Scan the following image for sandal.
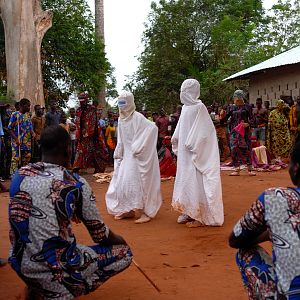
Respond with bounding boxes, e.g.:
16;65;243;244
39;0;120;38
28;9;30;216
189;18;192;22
229;171;240;176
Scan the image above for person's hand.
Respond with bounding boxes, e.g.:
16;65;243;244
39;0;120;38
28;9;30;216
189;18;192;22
104;230;128;246
69;124;76;131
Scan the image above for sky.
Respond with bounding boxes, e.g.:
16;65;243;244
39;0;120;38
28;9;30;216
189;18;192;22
87;0;278;93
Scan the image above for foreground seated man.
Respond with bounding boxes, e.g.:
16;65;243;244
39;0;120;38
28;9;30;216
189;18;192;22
8;125;132;299
229;141;300;300
105;91;162;224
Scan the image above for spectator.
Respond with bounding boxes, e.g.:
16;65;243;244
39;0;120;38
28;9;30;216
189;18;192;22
252;98;268;146
229;141;300;299
8;125;132;299
45;99;61;127
31;104;45;162
8;98;35;174
155;109;169;149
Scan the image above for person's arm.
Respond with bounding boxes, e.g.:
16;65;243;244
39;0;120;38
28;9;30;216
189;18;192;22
76;177;128;246
29;119;35;139
228;193;269;249
7;112;20;146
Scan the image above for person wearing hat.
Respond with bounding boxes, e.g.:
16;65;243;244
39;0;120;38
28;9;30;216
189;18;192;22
73;92;107;173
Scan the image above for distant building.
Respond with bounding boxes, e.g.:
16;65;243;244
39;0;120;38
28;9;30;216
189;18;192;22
224;46;300;107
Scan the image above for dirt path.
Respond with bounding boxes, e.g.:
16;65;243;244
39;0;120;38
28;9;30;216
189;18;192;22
0;170;291;299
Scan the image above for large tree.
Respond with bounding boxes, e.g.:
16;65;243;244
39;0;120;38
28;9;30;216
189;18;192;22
129;0;300;112
0;0;52;106
0;0;115;106
41;0;110;104
95;0;106;109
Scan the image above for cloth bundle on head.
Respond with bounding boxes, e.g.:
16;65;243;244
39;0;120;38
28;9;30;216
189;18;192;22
78;92;89;101
118;91;136;120
180;79;200;106
233;89;245;106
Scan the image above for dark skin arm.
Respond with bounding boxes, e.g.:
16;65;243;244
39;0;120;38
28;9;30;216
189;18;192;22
100;230;128;246
8;129;20;146
229;229;270;249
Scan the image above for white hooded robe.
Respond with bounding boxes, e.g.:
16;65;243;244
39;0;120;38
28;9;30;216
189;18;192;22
172;79;224;225
106;92;162;218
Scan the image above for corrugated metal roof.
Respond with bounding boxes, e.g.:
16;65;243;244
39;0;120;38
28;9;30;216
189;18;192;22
224;45;300;81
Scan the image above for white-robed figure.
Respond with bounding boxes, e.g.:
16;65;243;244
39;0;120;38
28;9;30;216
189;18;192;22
172;79;224;227
106;91;162;224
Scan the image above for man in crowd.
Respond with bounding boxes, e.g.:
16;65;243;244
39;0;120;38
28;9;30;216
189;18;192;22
0;103;12;179
155;109;169;149
67;107;77;166
8;98;35;174
106;91;162;224
31;104;45;162
289;96;300;137
252;98;268;145
45;99;60;126
8;125;132;299
73;92;106;173
229;141;300;299
172;79;223;227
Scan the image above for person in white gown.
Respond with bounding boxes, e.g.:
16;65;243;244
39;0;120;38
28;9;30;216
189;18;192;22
172;79;224;228
106;91;162;224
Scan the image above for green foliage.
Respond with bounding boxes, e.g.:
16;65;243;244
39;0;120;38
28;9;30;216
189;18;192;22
129;0;300;112
41;0;113;104
0;0;116;105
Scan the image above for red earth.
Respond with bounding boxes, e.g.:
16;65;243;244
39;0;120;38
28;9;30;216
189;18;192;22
0;169;291;300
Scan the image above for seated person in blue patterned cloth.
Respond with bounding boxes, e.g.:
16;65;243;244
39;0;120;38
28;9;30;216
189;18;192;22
8;125;132;299
229;141;300;300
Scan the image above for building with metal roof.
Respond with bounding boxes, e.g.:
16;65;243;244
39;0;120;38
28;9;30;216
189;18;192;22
224;46;300;106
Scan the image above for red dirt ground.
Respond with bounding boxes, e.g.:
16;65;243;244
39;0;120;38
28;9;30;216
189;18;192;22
0;169;291;300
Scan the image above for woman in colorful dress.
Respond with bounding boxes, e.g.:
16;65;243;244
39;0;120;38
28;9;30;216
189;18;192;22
227;90;255;176
266;99;292;159
229;141;300;299
8;98;35;174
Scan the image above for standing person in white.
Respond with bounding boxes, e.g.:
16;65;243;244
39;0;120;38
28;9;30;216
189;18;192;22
172;79;224;228
106;91;162;224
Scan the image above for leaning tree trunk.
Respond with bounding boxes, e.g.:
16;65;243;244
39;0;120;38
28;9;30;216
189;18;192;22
0;0;52;107
95;0;106;111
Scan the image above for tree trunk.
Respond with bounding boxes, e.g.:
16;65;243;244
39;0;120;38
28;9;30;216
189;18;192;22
95;0;106;111
0;0;52;107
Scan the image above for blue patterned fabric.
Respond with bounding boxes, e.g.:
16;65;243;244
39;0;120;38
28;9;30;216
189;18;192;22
233;187;300;299
8;162;132;299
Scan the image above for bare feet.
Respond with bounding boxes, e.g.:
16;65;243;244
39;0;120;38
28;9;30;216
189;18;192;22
248;171;256;176
177;214;193;224
114;210;135;220
186;220;204;228
134;214;151;224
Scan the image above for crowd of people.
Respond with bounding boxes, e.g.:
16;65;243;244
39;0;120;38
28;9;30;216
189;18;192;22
1;79;300;299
